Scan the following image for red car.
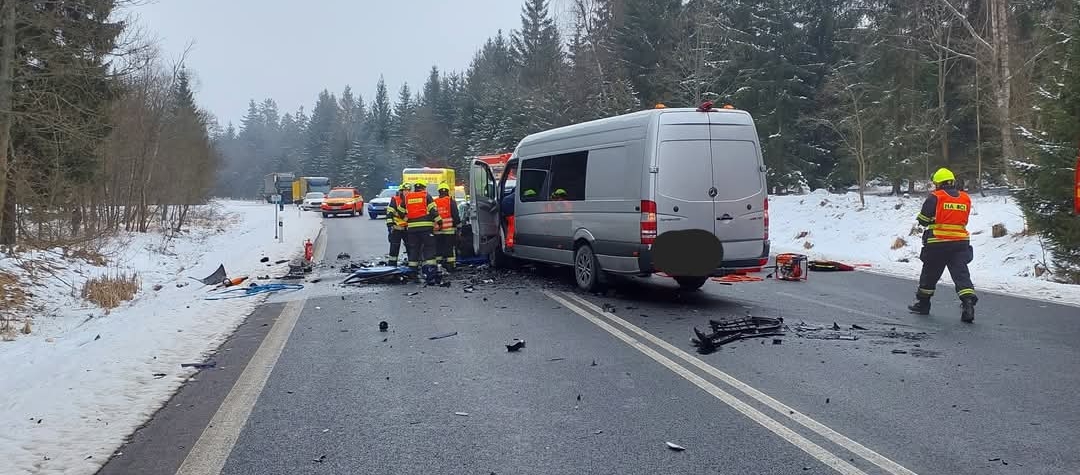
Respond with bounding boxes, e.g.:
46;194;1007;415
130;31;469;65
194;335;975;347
321;187;365;218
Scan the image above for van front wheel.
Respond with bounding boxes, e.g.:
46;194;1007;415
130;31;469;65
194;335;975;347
674;276;708;291
574;244;601;292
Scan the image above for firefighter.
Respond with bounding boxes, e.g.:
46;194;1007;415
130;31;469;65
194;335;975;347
908;168;977;322
385;183;410;266
434;183;461;271
404;182;443;284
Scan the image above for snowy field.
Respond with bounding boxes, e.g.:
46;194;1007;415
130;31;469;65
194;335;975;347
769;190;1080;306
0;201;322;475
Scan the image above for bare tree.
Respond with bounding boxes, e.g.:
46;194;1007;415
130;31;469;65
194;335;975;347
819;61;875;207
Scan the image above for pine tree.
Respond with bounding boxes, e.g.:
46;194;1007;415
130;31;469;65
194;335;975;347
304;90;339;178
370;76;392;148
511;0;567;132
1016;4;1080;283
391;83;416;167
616;0;682;106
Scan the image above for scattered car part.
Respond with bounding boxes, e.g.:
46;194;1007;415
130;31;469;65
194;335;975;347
506;339;525;352
691;315;785;354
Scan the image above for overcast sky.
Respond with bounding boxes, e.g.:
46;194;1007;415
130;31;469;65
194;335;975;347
132;0;533;127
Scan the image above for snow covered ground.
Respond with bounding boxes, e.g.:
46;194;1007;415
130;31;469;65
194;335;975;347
0;200;323;475
769;190;1080;306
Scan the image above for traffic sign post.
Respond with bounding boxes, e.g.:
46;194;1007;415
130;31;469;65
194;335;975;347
271;194;281;239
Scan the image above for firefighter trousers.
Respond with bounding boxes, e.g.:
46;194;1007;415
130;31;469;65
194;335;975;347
387;228;406;265
436;231;456;269
916;241;976;300
406;229;437;269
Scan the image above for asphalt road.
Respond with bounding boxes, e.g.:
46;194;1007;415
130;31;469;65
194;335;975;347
99;213;1080;475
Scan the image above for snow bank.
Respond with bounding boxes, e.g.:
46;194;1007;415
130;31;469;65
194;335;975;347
770;192;1079;306
0;201;322;475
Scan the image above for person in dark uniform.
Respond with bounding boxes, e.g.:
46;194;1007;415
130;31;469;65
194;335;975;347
908;168;977;323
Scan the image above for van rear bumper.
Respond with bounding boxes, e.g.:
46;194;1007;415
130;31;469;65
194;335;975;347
635;240;770;277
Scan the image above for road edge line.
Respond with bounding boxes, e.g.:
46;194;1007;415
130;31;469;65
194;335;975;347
562;292;917;475
544;291;866;475
174;223;324;475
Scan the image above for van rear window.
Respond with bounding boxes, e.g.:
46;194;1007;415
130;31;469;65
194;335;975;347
657;140;713;202
711;140;763;200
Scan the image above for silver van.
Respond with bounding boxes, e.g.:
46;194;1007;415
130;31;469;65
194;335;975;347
469;105;770;291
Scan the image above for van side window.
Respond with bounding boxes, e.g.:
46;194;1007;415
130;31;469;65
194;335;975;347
519;157;550;203
548;151;587;201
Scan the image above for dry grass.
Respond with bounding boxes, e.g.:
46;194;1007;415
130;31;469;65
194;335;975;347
67;247;107;266
803;241;814;250
891;237;908;250
0;271;27;312
82;272;140;313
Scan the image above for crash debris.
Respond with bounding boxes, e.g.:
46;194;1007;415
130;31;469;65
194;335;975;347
691;315;785;354
506;339;525;352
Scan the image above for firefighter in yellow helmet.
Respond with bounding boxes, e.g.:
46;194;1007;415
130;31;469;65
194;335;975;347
909;168;977;322
404;182;443;284
385;182;410;266
434;183;461;271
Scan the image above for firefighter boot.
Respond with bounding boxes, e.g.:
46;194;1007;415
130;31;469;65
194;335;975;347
907;297;931;315
960;295;977;323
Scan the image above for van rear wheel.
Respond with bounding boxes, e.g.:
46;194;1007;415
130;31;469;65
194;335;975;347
674;276;708;291
574;244;602;292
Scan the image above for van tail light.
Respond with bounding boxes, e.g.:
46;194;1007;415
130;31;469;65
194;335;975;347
640;200;657;244
763;196;770;241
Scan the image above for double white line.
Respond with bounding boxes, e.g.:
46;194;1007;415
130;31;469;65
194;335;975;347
545;290;917;475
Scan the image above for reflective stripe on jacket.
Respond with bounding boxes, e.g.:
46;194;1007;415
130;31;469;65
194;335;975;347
386;195;407;230
926;189;971;243
405;191;440;230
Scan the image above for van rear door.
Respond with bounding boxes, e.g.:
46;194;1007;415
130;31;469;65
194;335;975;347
469;160;500;256
654;113;714;235
710;134;766;262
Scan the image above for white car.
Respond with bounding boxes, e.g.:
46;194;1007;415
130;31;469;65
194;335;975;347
300;192;326;211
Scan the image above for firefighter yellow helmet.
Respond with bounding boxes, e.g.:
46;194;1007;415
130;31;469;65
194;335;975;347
438;182;450;192
523;189;537;197
399;183;411;191
932;168;955;184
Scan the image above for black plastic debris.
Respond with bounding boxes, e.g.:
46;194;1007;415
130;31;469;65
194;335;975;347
790;322;859;341
312;455;326;463
152;373;166;379
94;334;101;341
772;338;783;345
337;252;351;260
506;339;525;352
180;362;216;369
191;264;227;286
405;291;420;296
549;357;565;362
691;315;785;354
429;331;458;340
851;324;868;330
379;321;389;332
891;349;908;354
602;303;616;313
831;322;841;331
260;257;270;263
275;259;289;264
665;442;686;451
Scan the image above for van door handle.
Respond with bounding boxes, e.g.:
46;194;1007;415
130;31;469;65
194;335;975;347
718;214;733;221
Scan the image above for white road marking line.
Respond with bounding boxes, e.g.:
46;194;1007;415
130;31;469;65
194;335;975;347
544;291;866;475
775;291;882;320
175;298;306;475
562;292;917;475
175;226;327;475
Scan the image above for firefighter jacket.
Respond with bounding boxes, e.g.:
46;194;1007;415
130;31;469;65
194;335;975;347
386;194;408;231
916;187;972;244
434;196;460;235
405;191;442;231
